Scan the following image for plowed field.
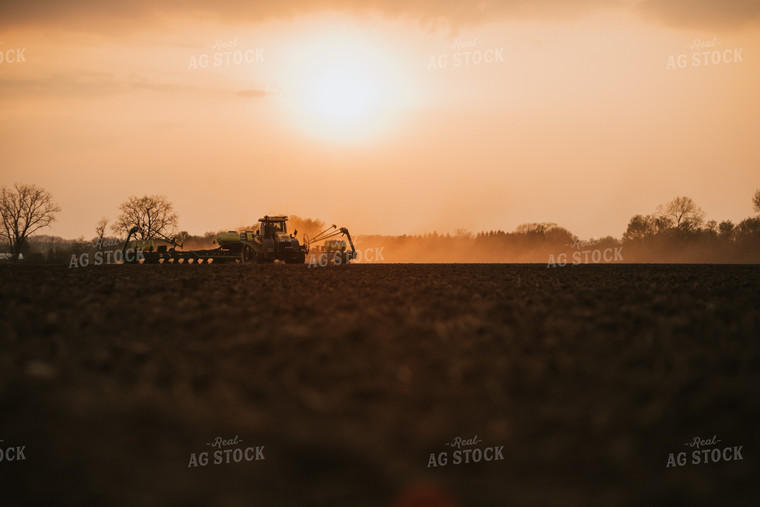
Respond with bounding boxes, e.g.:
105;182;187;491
1;264;758;506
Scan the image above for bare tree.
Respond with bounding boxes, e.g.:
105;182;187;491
112;195;178;241
0;184;61;261
656;196;705;232
753;189;760;214
94;217;109;247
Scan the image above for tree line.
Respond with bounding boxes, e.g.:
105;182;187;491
2;183;759;263
621;194;760;262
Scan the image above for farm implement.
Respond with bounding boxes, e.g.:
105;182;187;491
121;215;356;265
305;224;357;266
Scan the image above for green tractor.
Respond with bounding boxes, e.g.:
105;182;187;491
218;216;357;265
121;215;352;265
216;215;306;264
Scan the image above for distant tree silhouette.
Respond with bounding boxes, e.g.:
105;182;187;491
513;222;574;246
718;220;735;240
113;195;178;241
94;217;109;248
652;215;674;233
753;189;760;214
656;196;705;232
544;226;574;245
623;215;655;242
623;214;674;242
736;217;760;243
515;222;556;235
0;183;61;261
621;192;760;262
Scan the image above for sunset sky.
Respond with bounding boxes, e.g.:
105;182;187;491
1;1;759;240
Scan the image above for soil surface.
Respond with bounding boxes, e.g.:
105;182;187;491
1;263;758;506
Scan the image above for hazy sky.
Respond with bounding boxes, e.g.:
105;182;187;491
1;0;758;239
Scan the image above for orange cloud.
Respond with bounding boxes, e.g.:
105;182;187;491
3;0;757;34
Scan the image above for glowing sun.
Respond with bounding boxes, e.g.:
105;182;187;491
307;62;380;125
282;31;411;142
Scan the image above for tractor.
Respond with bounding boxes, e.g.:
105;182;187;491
216;215;306;264
120;215;355;265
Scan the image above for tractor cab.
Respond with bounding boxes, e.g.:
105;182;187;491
261;217;287;238
257;215;305;263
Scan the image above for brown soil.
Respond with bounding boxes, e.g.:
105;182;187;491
0;263;758;506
